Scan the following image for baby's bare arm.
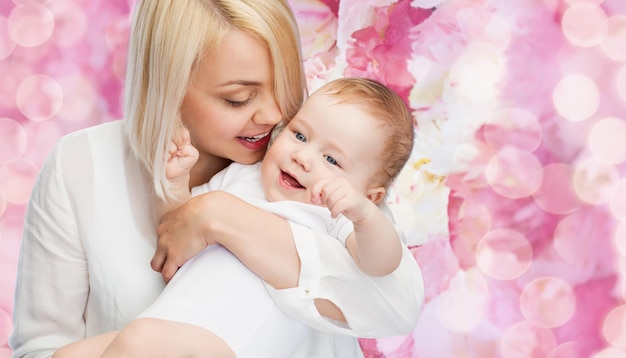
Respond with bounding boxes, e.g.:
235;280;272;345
312;178;402;276
344;202;402;276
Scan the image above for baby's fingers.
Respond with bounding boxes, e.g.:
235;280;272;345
172;125;191;146
166;141;178;159
311;178;332;204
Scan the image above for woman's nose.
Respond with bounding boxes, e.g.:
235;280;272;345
253;97;282;126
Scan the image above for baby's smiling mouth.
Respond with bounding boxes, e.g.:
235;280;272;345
280;171;304;189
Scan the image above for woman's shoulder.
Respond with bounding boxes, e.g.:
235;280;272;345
45;120;131;175
54;120;126;154
61;119;125;144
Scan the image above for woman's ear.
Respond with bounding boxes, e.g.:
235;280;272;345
366;187;386;205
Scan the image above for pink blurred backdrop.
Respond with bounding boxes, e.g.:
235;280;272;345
2;0;626;357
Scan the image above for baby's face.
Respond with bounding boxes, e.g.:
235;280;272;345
261;91;383;204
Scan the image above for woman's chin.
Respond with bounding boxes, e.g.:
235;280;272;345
235;153;265;165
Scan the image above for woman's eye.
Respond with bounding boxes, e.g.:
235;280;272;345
225;99;250;108
325;155;338;166
295;131;307;142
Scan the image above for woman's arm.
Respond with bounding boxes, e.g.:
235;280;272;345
153;191;424;336
10;140;90;358
152;191;300;289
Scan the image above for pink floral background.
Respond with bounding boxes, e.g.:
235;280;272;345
2;0;626;356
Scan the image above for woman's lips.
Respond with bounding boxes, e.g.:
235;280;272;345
238;131;271;151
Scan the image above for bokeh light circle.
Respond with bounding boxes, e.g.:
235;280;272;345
610;179;626;221
0;60;32;110
554;213;602;265
476;229;533;280
483;107;542;152
618;66;626;103
57;75;98;122
451;199;492;268
601;15;626;62
0;117;27;165
602;304;626;349
573;158;620;205
52;5;88;48
533;163;581;215
561;2;608;47
457;199;492;244
615;222;626;257
485;148;543;199
519;277;576;328
564;0;604;4
0;158;39;205
20;120;63;165
7;2;55;48
0;16;17;60
592;347;626;358
436;268;489;332
500;321;558;358
483;13;511;51
105;16;131;52
548;342;582;358
16;75;63;122
589;117;626;165
553;74;600;122
449;42;506;100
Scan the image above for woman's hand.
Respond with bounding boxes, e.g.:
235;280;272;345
153;191;301;287
152;194;214;283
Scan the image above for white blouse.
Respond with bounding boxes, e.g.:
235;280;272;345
9;120;424;358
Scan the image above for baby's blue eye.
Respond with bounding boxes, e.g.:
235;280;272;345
325;155;338;166
295;132;306;142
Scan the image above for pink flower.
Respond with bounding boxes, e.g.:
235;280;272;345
344;0;434;101
289;0;339;88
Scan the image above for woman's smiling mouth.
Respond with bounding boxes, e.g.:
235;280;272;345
238;131;271;150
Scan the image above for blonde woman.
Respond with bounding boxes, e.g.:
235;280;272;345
10;1;423;357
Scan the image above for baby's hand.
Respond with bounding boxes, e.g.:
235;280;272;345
165;126;199;181
311;177;370;222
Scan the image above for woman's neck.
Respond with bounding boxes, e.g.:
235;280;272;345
188;155;232;189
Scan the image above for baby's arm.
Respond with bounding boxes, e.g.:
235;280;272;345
312;177;402;276
156;126;199;220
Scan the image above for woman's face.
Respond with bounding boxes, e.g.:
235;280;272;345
180;29;281;166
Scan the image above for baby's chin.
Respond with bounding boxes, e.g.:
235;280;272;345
265;191;293;203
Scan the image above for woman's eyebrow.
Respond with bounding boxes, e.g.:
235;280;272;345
218;80;262;87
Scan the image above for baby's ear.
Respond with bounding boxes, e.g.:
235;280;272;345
366;187;386;205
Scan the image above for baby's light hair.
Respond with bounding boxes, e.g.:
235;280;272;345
124;0;306;199
318;77;415;188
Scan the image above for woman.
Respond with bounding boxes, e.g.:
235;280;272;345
10;0;423;357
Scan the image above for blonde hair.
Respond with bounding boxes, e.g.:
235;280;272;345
124;0;306;198
319;77;415;188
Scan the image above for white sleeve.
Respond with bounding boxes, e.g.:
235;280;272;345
264;222;424;338
10;138;89;358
